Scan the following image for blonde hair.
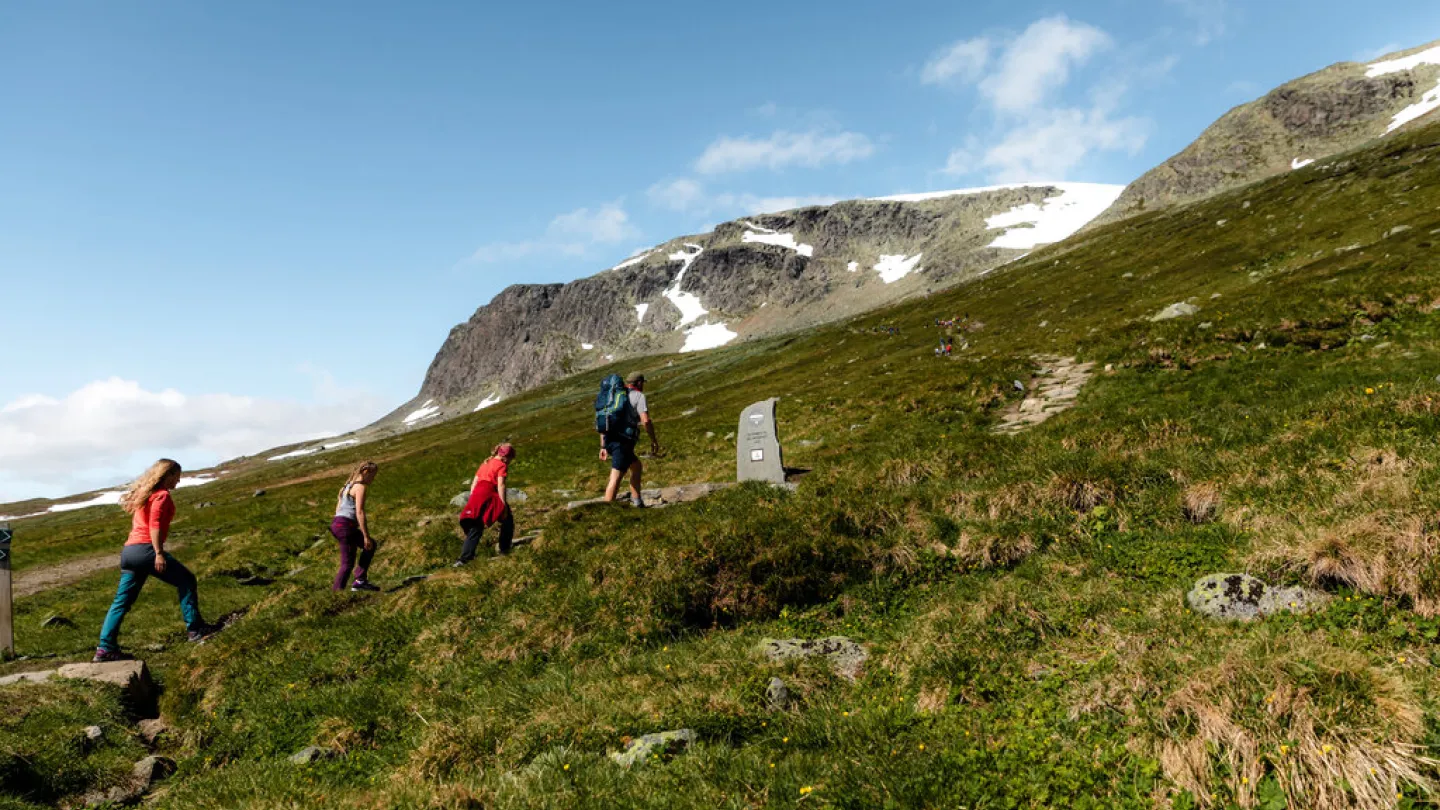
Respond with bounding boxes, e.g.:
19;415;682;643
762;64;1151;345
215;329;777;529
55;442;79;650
341;461;379;495
121;459;181;515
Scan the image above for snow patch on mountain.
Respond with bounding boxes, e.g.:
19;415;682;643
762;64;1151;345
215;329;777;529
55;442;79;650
403;400;441;425
635;303;649;323
742;229;815;257
874;254;924;284
1368;46;1440;133
612;251;655;271
664;245;708;327
474;394;502;412
984;183;1125;249
268;439;357;462
847;261;859;272
681;322;738;352
581;342;594;350
1291;157;1315;170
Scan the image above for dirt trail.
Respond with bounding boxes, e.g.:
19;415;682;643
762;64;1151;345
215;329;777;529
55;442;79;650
994;355;1095;434
14;543;185;598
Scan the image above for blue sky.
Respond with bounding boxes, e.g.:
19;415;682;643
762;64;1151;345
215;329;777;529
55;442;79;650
2;0;1438;501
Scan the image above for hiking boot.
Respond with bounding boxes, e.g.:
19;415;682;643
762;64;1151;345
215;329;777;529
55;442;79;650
93;647;133;663
187;623;222;643
451;560;470;568
350;580;381;592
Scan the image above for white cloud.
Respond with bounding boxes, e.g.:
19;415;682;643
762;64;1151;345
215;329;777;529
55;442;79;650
949;105;1149;182
1355;43;1403;63
979;16;1112;113
1165;0;1228;45
0;377;386;503
694;130;875;174
921;37;992;86
647;176;839;217
468;201;639;263
647;178;707;211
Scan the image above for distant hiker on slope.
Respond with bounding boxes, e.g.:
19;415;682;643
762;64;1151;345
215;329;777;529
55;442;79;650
453;443;516;565
596;372;661;506
94;458;219;662
331;461;381;592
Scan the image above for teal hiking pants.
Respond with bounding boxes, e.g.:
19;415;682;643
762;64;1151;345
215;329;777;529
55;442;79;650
98;544;202;652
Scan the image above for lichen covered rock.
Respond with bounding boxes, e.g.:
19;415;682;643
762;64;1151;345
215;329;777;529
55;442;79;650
609;729;696;767
1187;573;1329;621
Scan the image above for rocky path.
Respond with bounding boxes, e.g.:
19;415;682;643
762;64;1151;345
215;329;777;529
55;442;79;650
994;355;1095;434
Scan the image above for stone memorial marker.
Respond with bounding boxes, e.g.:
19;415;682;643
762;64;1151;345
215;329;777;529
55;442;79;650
737;399;786;485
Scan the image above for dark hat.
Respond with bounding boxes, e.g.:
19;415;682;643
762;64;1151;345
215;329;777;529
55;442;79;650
626;372;646;385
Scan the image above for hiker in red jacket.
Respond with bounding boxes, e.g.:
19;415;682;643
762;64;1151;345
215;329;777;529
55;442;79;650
454;443;516;565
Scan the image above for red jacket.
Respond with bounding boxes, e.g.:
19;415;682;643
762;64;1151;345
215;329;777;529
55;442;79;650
459;458;510;525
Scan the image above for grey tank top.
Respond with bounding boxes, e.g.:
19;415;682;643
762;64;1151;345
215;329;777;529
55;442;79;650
336;483;358;521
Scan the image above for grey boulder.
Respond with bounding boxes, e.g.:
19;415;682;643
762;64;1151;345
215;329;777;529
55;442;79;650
1186;573;1329;622
289;745;339;765
609;729;696;767
758;637;868;682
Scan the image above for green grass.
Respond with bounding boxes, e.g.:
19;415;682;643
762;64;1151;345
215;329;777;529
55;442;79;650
5;122;1440;809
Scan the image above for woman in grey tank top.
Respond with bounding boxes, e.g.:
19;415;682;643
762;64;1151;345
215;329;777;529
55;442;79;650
329;461;379;591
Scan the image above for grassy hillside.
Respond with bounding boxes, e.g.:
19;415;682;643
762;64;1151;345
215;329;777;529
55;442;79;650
5;121;1440;810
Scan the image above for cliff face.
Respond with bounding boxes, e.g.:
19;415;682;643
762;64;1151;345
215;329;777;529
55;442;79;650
394;183;1122;423
1092;41;1440;226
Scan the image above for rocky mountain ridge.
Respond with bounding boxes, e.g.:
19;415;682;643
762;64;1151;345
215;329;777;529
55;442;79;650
390;183;1121;425
1092;40;1440;226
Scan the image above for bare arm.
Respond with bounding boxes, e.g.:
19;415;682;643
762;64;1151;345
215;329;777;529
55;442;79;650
149;496;169;572
353;483;374;550
496;474;507;508
641;412;659;452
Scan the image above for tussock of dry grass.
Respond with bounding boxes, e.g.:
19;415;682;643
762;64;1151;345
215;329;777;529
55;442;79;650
1154;637;1434;810
1182;483;1221;524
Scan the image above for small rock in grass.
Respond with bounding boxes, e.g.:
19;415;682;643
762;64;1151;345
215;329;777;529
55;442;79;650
137;718;170;746
758;637;868;682
252;489;266;498
609;729;696;767
131;755;176;786
40;614;76;628
1151;302;1200;321
289;745;338;765
417;518;432;528
449;492;469;508
1186;573;1329;622
81;726;103;750
506;489;528;504
766;677;790;711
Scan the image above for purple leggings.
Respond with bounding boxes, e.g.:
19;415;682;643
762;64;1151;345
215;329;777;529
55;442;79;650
329;517;375;590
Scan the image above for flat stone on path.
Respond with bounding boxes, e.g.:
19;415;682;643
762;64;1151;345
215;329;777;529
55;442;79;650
994;355;1096;435
610;729;697;767
758;637;868;682
566;482;734;510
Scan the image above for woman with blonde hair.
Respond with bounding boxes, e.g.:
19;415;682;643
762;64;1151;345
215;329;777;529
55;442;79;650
331;461;381;591
94;459;218;662
453;444;516;565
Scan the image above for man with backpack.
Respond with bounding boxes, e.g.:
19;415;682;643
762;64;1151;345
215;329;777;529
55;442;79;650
595;372;661;506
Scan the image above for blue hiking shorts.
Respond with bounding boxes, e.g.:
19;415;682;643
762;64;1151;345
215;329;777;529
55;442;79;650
605;438;638;472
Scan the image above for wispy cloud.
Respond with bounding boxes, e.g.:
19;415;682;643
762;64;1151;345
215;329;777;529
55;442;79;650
694;130;875;174
647;176;838;217
924;14;1157;183
1355;43;1403;63
921;37;992;86
467;201;640;264
978;16;1112;112
1165;0;1229;45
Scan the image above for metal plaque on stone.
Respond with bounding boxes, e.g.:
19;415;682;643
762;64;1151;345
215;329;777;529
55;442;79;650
737;399;786;485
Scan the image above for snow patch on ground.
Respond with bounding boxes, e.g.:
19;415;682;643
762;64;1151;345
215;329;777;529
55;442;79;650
268;438;358;462
49;490;126;513
984;183;1125;249
742;230;814;257
664;245;708;327
612;251;655;271
1291;157;1315;170
874;254;924;284
581;342;594;350
847;261;859;273
1368;46;1440;133
635;303;650;323
681;322;739;352
403;400;441;425
740;220;777;234
474;394;502;412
